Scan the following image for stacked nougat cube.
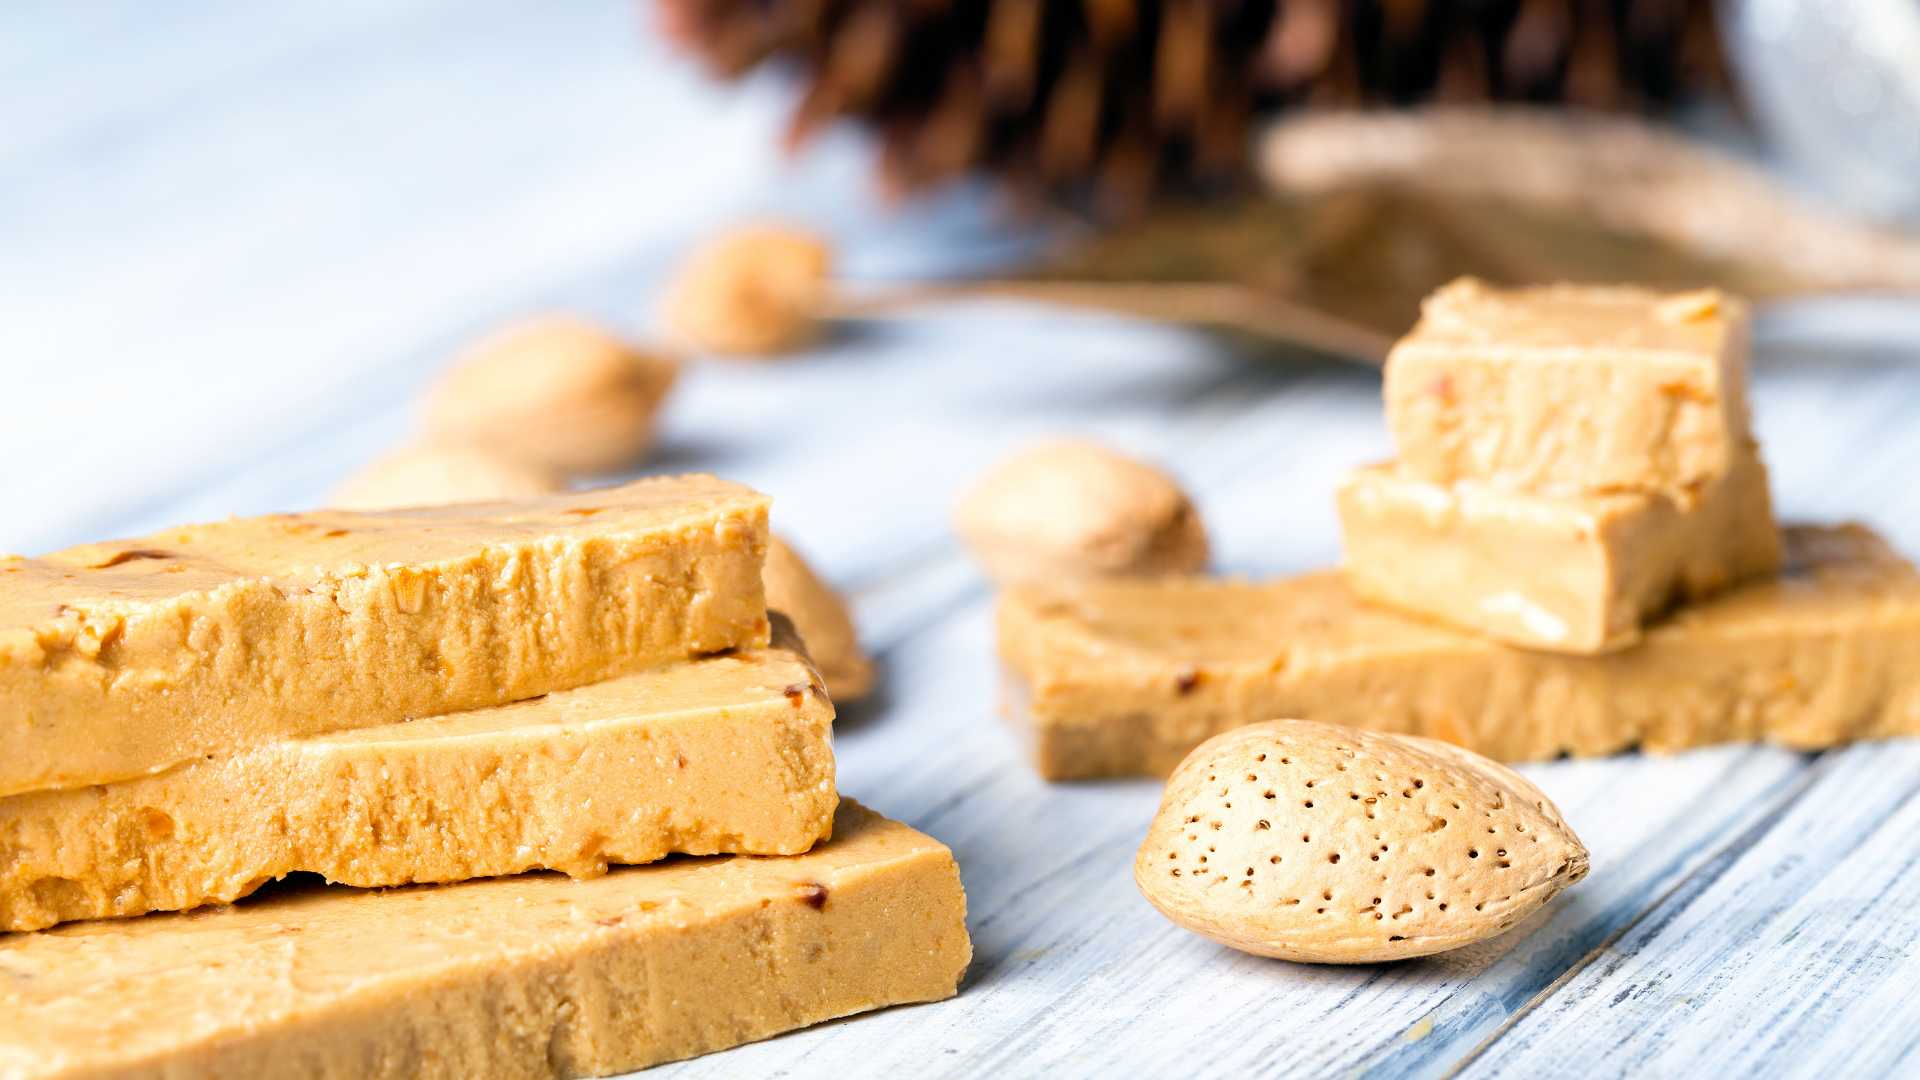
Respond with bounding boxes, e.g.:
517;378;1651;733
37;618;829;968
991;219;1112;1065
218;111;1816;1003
0;476;968;1079
1337;278;1783;654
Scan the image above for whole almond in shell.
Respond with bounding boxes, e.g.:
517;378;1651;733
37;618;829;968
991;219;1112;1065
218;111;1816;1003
663;224;832;357
954;440;1209;587
423;315;678;473
1136;720;1588;963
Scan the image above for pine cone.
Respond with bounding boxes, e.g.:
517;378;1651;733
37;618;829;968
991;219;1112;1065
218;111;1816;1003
659;0;1727;212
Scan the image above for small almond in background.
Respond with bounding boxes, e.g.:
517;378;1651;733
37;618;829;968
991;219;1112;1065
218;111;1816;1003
765;536;874;703
663;224;832;357
955;440;1210;587
330;443;566;511
1136;720;1588;964
423;315;678;473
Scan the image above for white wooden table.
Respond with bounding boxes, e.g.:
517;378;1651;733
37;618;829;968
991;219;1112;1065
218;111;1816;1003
6;5;1920;1077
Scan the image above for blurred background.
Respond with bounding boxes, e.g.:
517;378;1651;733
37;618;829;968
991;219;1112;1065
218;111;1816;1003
3;0;1919;562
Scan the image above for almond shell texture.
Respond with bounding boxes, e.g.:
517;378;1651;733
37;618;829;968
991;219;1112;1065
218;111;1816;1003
1136;720;1589;963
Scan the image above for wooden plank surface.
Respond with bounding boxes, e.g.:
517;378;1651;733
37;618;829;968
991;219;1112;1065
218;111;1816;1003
6;4;1920;1077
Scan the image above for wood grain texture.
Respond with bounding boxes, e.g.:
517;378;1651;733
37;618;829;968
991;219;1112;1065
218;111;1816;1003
1457;744;1920;1080
5;3;1920;1077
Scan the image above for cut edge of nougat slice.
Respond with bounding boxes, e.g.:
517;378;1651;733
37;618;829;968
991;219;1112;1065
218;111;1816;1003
1335;449;1782;653
0;474;772;796
0;615;834;933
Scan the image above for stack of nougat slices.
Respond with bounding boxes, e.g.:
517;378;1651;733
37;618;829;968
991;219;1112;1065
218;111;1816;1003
0;476;969;1079
998;280;1920;780
1345;278;1781;654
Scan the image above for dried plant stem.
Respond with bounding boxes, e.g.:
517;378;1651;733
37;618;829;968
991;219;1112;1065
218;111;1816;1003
820;280;1393;363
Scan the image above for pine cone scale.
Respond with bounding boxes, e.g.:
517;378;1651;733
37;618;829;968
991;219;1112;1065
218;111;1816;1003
663;0;1727;208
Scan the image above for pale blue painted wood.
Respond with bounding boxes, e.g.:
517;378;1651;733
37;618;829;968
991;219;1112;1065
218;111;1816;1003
5;4;1920;1079
1460;743;1920;1080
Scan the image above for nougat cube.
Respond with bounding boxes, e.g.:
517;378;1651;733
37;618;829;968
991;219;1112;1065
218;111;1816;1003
1385;278;1753;493
1336;451;1782;653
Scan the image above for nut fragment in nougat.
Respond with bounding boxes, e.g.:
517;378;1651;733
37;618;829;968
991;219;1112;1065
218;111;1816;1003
0;475;769;796
0;802;970;1079
1000;526;1920;780
1337;452;1781;653
1385;278;1753;492
0;624;835;932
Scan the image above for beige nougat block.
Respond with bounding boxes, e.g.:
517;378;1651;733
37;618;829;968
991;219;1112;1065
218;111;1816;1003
0;625;835;933
1000;526;1920;780
0;475;770;796
1385;278;1753;492
0;802;970;1079
1337;451;1782;653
